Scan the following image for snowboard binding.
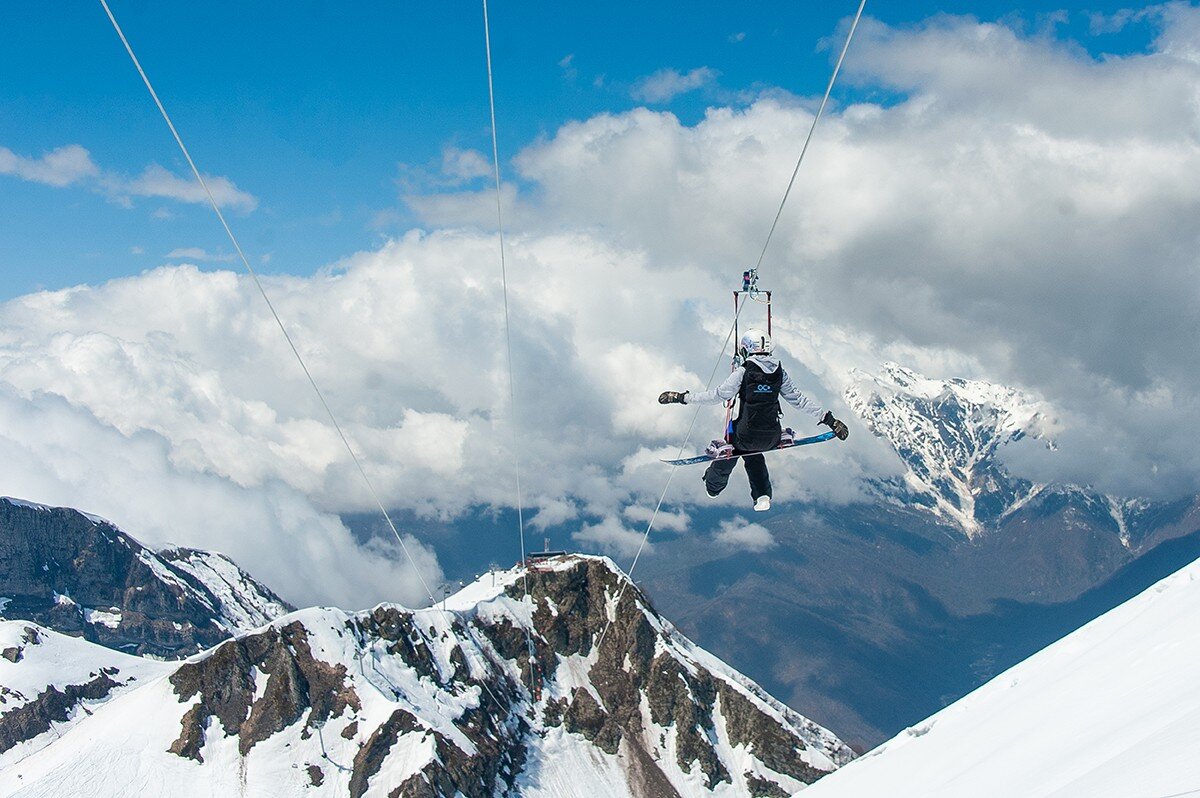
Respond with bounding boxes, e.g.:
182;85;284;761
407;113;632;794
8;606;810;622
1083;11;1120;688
705;439;735;459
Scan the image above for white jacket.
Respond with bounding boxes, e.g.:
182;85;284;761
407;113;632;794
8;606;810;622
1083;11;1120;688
687;355;825;420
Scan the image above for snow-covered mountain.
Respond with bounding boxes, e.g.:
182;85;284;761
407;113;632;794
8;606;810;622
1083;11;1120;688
845;363;1052;536
0;497;291;657
0;554;852;797
801;555;1200;798
0;621;172;769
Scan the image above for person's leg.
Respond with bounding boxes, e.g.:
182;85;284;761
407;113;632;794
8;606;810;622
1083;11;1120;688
742;454;772;501
703;457;738;496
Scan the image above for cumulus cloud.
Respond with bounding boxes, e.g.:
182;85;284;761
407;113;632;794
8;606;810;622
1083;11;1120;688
714;518;775;552
0;386;440;609
0;235;754;518
406;9;1200;498
5;7;1200;600
0;144;99;187
0;143;257;212
631;67;718;103
573;515;647;558
623;504;690;533
440;147;492;182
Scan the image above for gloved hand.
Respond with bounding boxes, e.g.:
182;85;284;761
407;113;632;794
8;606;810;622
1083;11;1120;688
658;390;689;405
820;410;849;440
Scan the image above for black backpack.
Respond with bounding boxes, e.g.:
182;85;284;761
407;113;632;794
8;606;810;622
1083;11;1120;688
733;361;783;452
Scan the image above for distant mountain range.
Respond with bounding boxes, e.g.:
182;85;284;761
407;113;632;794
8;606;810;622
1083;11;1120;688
845;363;1160;545
0;499;851;796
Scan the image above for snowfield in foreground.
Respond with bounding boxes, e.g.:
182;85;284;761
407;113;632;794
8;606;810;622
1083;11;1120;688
802;556;1200;798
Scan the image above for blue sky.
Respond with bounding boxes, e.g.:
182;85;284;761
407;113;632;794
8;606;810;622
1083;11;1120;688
0;1;1166;300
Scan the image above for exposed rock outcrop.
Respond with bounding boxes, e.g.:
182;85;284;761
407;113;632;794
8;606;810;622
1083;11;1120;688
2;554;852;797
0;497;291;657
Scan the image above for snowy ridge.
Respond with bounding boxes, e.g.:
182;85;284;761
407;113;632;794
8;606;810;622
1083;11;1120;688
0;498;110;526
845;363;1052;536
0;554;853;797
0;496;292;657
158;546;292;633
800;556;1200;798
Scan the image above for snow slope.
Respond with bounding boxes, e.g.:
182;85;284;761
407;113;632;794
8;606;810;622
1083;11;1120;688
158;545;292;633
0;622;172;769
800;556;1200;798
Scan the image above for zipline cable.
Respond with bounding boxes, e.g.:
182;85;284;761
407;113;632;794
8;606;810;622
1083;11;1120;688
482;0;539;698
97;0;441;609
596;0;867;653
755;0;867;272
595;295;747;652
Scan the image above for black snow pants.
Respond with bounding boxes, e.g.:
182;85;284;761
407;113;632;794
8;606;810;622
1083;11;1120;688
703;450;772;501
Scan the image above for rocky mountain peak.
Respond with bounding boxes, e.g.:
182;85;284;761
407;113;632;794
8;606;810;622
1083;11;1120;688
845;364;1052;536
0;497;291;657
1;552;854;797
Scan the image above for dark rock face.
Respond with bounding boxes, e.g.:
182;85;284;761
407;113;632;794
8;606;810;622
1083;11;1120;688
168;620;360;760
0;498;291;658
163;607;531;798
109;556;847;796
0;671;124;755
0;624;129;755
485;558;850;794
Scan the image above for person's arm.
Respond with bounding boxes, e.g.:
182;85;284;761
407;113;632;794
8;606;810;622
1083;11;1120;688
779;368;825;420
688;368;744;405
659;368;744;405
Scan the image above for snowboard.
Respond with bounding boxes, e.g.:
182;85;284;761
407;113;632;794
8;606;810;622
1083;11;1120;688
661;430;836;466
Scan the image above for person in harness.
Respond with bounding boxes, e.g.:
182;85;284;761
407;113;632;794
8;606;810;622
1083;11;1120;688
658;329;848;511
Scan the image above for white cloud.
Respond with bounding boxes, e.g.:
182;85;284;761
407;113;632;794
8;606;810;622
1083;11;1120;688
0;143;257;212
713;517;775;552
126;164;258;212
623;504;689;533
0;386;440;609
441;147;492;182
165;247;236;263
631;67;718;103
573;515;647;558
0;144;99;187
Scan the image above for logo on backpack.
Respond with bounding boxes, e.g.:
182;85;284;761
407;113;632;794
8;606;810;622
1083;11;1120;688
753;384;775;393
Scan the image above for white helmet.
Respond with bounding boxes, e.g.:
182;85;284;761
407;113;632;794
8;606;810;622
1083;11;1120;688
739;329;773;358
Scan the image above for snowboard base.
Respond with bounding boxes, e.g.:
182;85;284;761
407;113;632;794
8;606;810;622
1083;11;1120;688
661;430;836;466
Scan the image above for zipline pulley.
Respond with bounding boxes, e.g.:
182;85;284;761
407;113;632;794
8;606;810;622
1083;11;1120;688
733;269;773;366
